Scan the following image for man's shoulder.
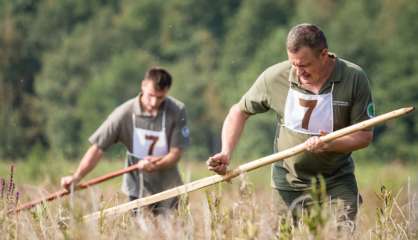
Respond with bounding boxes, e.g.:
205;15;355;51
262;61;292;82
338;57;367;76
165;96;186;111
116;97;136;111
111;97;137;119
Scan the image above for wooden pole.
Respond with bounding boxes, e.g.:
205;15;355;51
12;164;141;213
83;106;415;221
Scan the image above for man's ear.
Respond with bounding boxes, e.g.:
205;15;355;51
320;48;328;58
140;79;146;91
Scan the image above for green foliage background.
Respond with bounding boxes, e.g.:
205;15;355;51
1;0;417;162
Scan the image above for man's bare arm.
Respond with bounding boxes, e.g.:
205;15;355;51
306;130;373;153
207;104;250;174
144;147;183;172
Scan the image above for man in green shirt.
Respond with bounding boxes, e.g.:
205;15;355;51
207;23;374;222
61;67;189;214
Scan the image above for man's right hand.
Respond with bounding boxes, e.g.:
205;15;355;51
139;159;157;172
206;152;230;175
60;175;81;190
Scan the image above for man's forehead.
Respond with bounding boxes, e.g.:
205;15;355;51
288;55;312;67
142;81;168;95
288;49;317;64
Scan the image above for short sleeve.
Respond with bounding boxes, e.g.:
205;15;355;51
169;107;190;149
88;109;123;151
350;70;375;125
238;71;271;114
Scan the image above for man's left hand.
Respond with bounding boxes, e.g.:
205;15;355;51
305;131;329;153
142;156;163;172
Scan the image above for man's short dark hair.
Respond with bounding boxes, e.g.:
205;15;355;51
144;67;172;90
287;23;328;55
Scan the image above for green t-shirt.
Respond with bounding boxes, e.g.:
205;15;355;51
238;56;374;191
89;95;189;199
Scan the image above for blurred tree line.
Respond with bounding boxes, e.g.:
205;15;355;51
0;0;417;162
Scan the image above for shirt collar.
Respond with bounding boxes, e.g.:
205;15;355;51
328;53;342;83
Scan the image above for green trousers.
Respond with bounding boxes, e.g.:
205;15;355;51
275;174;361;222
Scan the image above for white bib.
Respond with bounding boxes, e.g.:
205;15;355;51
284;85;334;135
123;111;169;198
131;111;168;158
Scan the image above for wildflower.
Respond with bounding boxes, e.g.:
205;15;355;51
15;191;20;206
0;178;4;198
7;165;15;199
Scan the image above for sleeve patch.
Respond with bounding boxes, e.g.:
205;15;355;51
181;127;190;138
367;102;375;118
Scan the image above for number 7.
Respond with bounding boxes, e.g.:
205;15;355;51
145;135;159;155
299;99;317;130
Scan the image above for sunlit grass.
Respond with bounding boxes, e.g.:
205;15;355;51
1;157;417;239
2;156;417;188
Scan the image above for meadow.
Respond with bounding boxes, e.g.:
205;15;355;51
1;156;417;239
1;1;417;239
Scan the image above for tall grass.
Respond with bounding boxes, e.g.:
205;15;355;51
0;161;417;239
1;165;19;239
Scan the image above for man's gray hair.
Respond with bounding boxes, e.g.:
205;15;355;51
287;23;328;55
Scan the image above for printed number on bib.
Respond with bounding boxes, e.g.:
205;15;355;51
284;86;334;134
145;135;159;155
299;99;317;129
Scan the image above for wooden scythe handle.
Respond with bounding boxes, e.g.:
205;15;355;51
83;106;414;221
12;164;141;213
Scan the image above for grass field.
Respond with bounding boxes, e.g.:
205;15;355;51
1;157;417;239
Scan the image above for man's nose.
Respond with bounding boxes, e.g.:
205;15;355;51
296;66;305;76
150;97;158;106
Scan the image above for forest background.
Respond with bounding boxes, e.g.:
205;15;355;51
1;0;417;167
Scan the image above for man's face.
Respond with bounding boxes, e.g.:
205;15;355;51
140;80;168;113
287;47;328;85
